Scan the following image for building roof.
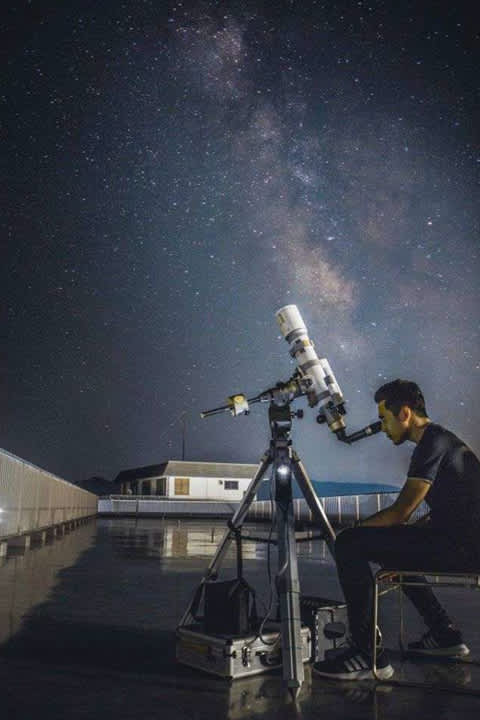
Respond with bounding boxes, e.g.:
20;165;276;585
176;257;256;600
114;460;260;484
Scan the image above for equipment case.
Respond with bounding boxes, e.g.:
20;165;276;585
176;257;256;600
300;596;349;662
176;622;311;679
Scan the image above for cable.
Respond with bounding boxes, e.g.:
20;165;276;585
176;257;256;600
245;473;279;648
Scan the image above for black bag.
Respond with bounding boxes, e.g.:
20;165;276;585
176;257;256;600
204;577;257;635
191;529;258;636
190;577;258;636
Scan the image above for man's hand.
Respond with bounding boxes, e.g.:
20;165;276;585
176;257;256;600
412;512;431;527
359;477;431;527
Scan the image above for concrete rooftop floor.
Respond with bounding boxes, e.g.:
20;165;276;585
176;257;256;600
1;516;479;720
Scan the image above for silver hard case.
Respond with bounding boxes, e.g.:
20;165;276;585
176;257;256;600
300;597;349;662
176;623;311;679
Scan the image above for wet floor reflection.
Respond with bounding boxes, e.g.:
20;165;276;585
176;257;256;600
0;521;96;645
0;517;479;720
0;516;338;675
107;517;335;564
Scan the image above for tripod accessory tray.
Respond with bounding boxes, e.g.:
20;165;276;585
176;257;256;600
176;623;311;679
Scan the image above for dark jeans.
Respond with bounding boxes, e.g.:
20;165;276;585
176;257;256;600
334;526;477;650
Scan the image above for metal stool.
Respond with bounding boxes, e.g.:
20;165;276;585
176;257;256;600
372;569;480;682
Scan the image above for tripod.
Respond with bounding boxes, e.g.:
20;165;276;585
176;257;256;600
179;400;337;698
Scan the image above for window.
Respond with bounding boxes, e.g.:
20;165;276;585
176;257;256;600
142;480;151;496
224;480;239;490
156;477;166;495
175;477;190;496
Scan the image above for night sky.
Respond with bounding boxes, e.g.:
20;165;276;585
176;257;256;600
2;1;479;487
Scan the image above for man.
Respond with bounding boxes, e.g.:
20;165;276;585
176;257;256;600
313;379;480;681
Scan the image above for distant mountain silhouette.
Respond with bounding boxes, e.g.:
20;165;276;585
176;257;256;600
78;475;115;496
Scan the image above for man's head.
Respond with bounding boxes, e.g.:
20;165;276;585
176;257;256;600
374;379;429;445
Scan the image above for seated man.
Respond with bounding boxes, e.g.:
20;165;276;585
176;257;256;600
313;379;480;681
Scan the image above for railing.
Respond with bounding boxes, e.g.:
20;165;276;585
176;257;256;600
98;496;240;518
0;449;98;539
247;494;427;525
98;491;426;526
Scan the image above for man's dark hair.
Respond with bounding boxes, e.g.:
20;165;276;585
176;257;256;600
374;379;428;418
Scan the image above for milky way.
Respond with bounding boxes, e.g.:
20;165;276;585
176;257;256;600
2;1;479;486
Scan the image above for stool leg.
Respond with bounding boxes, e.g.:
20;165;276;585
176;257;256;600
373;574;380;679
399;574;406;655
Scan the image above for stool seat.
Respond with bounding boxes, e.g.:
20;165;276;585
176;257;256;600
376;569;480;586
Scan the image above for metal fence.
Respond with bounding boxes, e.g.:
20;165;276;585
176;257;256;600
98;492;427;526
98;496;241;518
247;494;427;525
0;449;97;539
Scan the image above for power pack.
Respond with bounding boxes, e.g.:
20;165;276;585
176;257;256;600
176;622;311;679
300;596;349;662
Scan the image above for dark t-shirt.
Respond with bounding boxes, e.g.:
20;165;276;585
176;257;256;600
407;423;480;555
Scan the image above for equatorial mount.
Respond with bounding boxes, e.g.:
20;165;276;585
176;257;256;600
200;374;382;445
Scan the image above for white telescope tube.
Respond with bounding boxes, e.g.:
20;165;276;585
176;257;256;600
276;305;333;407
319;357;343;405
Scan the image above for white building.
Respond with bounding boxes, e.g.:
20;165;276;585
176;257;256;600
114;460;259;502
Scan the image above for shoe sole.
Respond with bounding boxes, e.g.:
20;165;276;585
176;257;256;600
312;664;395;681
407;643;470;658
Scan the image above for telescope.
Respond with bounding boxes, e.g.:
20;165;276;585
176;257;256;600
201;304;382;445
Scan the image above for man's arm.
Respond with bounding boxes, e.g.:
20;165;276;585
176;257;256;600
359;477;431;527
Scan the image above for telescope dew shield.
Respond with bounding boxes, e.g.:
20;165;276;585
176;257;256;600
276;305;307;344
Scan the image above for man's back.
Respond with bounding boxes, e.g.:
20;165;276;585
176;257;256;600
408;423;480;559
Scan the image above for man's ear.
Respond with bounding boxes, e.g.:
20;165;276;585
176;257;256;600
398;405;411;423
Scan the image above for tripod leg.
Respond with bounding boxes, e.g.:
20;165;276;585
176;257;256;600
275;482;304;697
178;451;271;626
292;453;336;558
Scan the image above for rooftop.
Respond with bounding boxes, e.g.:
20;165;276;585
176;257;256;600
1;517;479;719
